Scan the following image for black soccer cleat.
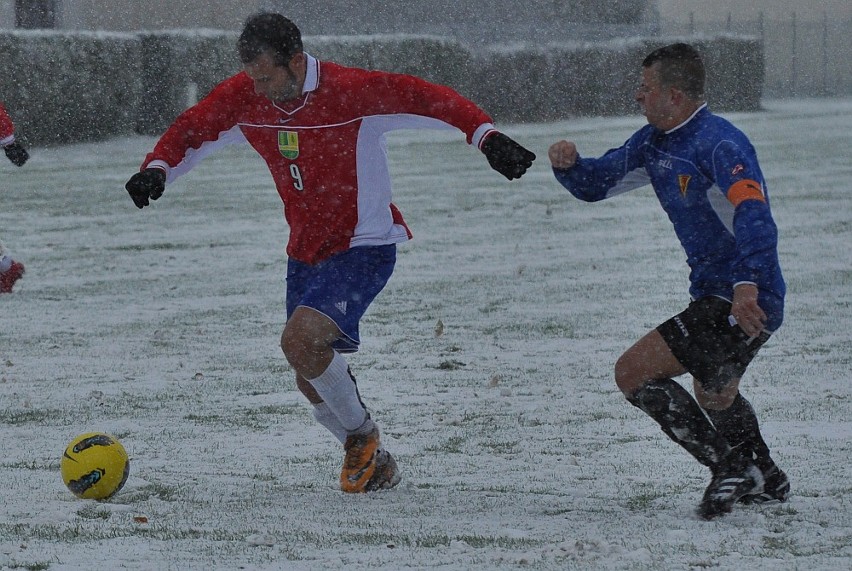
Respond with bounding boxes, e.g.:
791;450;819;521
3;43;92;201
738;463;790;505
697;453;764;520
365;449;401;492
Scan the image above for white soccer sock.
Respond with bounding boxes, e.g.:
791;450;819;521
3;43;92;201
307;351;372;433
312;402;348;444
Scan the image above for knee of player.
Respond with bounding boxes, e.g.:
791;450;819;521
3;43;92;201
280;326;304;360
693;377;739;410
613;355;640;397
280;324;327;362
279;328;289;354
695;386;737;410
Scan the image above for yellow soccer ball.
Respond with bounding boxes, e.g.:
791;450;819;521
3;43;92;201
60;432;130;500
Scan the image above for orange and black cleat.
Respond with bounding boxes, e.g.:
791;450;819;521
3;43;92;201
340;426;400;493
340;425;380;493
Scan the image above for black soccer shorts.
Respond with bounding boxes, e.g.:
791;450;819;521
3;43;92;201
657;296;771;392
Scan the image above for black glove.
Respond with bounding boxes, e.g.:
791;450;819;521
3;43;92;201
481;132;536;180
125;168;166;209
4;141;29;167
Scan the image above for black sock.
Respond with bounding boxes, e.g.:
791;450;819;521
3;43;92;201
704;393;772;470
627;378;731;469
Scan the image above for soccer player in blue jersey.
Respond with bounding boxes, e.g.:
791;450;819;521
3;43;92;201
548;43;789;520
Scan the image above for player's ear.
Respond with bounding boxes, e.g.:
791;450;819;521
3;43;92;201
289;52;307;73
669;86;686;106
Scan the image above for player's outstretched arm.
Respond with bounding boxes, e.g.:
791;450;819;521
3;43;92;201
480;132;536;180
125;168;166;209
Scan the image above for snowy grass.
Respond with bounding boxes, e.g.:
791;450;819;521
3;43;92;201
0;98;851;570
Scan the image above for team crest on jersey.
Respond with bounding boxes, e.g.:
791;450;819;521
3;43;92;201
678;174;691;196
278;131;299;159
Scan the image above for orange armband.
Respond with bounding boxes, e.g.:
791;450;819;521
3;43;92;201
727;179;766;207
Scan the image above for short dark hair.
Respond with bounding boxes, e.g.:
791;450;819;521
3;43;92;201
642;43;705;100
238;13;303;67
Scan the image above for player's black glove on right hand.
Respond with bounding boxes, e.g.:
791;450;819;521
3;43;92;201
4;141;29;167
481;132;536;180
125;168;166;209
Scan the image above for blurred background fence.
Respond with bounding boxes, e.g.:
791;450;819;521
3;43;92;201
0;30;762;147
664;11;852;98
1;1;848;146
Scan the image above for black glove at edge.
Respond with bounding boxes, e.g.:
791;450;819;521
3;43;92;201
125;168;167;209
4;141;29;167
481;132;536;181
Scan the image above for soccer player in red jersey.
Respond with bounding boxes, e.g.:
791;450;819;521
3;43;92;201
1;101;29;294
126;13;535;492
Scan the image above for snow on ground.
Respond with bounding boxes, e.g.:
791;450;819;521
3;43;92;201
0;98;850;570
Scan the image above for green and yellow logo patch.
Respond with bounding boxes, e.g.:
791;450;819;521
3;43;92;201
278;131;299;159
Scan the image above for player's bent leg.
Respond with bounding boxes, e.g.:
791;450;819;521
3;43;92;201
614;329;687;396
296;346;399;493
281;306;342;379
619;307;772;518
627;378;730;469
281;308;400;493
297;364;399;490
336;368;400;493
627;378;764;519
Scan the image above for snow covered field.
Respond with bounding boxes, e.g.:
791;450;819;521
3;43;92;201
1;98;850;570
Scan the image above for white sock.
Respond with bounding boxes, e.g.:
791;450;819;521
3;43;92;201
0;255;11;272
312;402;348;444
307;352;372;433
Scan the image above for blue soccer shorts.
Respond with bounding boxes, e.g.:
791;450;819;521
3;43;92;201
285;244;396;353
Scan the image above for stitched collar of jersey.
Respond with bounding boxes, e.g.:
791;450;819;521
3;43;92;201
665;103;707;135
272;53;319;117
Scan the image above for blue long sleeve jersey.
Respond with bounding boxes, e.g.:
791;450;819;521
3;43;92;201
553;105;785;331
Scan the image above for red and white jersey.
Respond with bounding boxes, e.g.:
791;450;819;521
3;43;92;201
142;54;496;264
0;102;16;146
